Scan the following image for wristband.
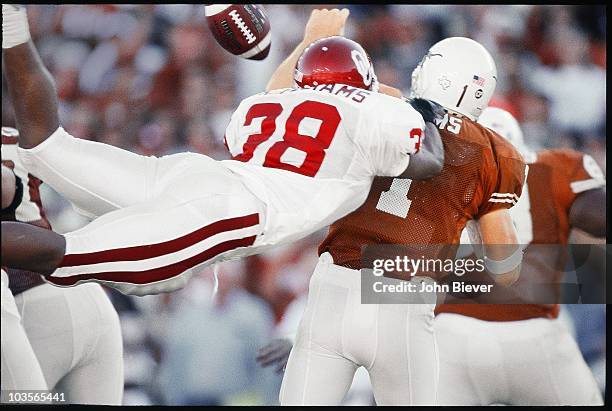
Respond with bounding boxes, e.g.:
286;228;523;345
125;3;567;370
484;246;524;275
2;5;30;49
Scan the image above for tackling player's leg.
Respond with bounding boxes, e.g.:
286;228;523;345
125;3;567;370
17;127;179;219
2;155;265;296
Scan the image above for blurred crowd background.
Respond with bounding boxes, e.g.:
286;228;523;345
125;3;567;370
1;4;606;405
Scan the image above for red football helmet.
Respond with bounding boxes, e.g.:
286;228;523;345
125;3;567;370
294;36;379;91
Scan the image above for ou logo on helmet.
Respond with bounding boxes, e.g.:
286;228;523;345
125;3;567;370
351;50;377;90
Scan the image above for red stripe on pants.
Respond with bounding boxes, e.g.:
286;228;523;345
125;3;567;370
60;213;259;267
48;235;257;286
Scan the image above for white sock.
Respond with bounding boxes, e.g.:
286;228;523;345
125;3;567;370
2;4;30;49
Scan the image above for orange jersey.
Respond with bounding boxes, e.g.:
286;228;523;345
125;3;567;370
436;148;606;321
319;112;526;276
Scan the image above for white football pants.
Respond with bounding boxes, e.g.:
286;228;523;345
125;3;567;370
1;270;48;394
13;282;124;405
18;127;265;295
435;312;603;405
280;252;438;405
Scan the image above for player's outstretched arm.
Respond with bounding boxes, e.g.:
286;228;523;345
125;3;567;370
569;187;606;238
2;5;59;149
1;221;65;275
266;8;349;91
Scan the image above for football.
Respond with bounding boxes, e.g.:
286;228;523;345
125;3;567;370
205;4;271;60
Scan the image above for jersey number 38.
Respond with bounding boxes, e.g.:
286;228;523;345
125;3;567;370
234;101;341;177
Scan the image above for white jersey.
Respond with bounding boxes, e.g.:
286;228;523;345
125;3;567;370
222;84;425;246
13;87;423;297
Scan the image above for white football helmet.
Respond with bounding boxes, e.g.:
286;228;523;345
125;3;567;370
478;107;524;148
478;107;535;162
410;37;497;121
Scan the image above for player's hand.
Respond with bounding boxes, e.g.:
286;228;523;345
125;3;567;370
256;338;293;374
303;8;350;45
406;97;446;124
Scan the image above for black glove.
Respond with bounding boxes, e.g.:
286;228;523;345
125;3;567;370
405;97;445;124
